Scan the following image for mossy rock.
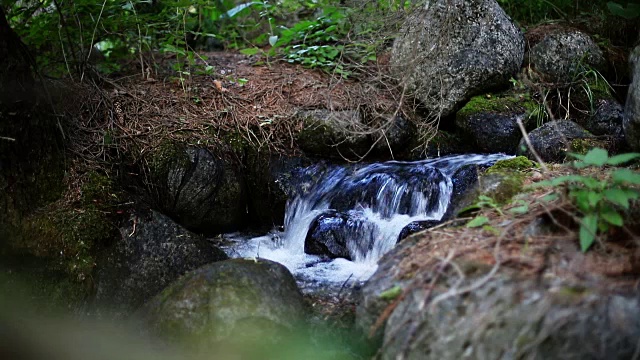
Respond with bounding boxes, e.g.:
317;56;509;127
478;156;537;204
3;171;120;283
295;109;372;159
455;94;538;154
141;259;306;347
486;156;537;174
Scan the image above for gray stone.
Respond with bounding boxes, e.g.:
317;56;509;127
295;109;371;159
391;0;524;120
517;120;592;163
141;258;306;346
95;210;228;314
152;146;247;235
624;45;640;151
529;29;605;83
456;111;528;154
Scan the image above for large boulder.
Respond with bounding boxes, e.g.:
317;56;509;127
528;29;605;83
381;272;640;360
391;0;524;119
149;145;247;235
95;210;228;314
624;45;640;151
358;216;640;360
517;120;593;162
141;258;306;347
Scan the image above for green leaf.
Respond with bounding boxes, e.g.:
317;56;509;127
379;285;402;300
467;216;489;228
612;168;640;185
579;214;598;252
582;148;609;166
567;152;586;161
541;193;559;202
606;153;640;165
604;188;632;209
601;210;624;227
239;47;260;56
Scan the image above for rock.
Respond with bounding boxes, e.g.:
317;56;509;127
397;220;441;242
624;45;640;151
355;237;419;343
441;163;481;220
528;29;605;83
141;258;306;346
391;0;524;119
371;114;416;155
412;130;475;159
381;272;640;360
455;95;534;153
95;210;228;314
517;120;593;163
150;145;247;235
586;99;625;137
305;210;377;260
295;109;371;159
245;152;312;228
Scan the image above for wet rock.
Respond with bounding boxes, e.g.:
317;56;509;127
150;145;247;235
245;152;312;228
305;210;377;260
295;109;371;159
624;45;640;151
95;210;228;314
528;29;605;83
380;272;640;360
397;220;441;242
455;95;533;154
391;0;524;120
442;163;481;219
141;258;306;346
517;120;593;163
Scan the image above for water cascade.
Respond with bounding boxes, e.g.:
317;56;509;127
223;154;510;286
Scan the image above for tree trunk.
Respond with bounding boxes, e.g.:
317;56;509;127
0;6;34;101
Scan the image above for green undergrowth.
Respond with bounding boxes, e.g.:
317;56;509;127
4;171;121;287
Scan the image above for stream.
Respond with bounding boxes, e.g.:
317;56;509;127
220;154;510;292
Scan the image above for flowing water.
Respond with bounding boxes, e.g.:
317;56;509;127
222;154;510;289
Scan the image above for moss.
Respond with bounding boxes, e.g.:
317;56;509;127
486;156;538;174
570;138;610;155
149;140;190;180
481;157;537;205
457;94;537;119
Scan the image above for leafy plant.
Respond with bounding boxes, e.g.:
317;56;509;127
607;1;640;19
537;148;640;252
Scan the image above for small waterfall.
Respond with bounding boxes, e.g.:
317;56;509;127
225;154;510;284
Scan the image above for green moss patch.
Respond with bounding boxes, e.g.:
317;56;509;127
457;94;537;119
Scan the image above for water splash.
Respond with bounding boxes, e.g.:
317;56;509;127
224;154;510;284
